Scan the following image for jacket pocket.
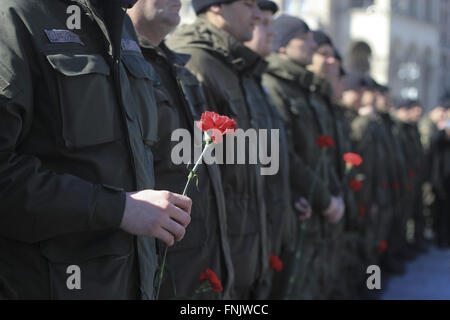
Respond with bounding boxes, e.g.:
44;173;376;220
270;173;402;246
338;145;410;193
121;53;159;147
46;53;120;149
39;230;137;299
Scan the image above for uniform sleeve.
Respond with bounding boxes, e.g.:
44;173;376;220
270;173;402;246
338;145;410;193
263;79;332;212
0;7;125;244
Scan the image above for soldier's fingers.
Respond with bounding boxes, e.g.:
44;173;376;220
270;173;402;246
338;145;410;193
295;201;308;212
299;198;309;206
161;217;186;243
167;203;191;228
154;228;175;247
168;192;192;214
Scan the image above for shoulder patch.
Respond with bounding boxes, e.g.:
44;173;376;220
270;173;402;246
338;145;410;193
121;39;141;53
44;29;84;46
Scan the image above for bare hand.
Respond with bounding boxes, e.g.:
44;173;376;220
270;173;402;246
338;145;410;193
120;190;192;246
322;196;345;224
294;197;312;221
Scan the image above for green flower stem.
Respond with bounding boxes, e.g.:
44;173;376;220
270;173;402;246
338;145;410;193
182;140;211;196
155;138;212;300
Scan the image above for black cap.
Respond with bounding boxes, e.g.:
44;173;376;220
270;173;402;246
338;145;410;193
192;0;236;15
312;30;333;48
396;99;421;110
258;0;278;14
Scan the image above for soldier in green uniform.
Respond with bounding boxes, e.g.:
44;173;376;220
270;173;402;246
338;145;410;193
341;73;382;298
0;0;192;299
166;0;271;299
371;85;408;273
393;100;427;254
324;47;362;299
306;30;350;299
347;80;386;295
127;0;234;299
340;75;401;296
244;0;301;299
263;15;345;300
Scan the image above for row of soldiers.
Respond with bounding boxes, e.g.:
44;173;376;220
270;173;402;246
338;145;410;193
127;0;437;299
0;0;441;299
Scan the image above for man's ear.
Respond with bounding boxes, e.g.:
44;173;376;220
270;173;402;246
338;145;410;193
278;47;286;54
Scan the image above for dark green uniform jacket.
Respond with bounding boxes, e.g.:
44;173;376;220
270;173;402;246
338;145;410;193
139;40;234;299
250;60;295;259
245;51;296;299
394;120;426;242
262;55;332;213
166;18;268;299
0;0;160;299
263;54;339;299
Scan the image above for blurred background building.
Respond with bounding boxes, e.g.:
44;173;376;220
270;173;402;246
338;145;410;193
178;0;450;111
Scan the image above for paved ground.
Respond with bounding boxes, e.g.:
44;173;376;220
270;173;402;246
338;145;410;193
381;246;450;300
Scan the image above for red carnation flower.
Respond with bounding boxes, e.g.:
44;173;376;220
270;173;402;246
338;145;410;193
408;170;416;178
378;240;388;254
358;205;366;218
199;268;223;293
393;182;399;190
315;136;334;149
343;153;363;167
349;179;363;192
196;111;237;144
269;254;283;272
381;181;389;189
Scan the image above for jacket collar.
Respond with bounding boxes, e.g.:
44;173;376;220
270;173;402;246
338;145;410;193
177;17;266;75
139;37;191;67
265;54;314;90
311;75;333;100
